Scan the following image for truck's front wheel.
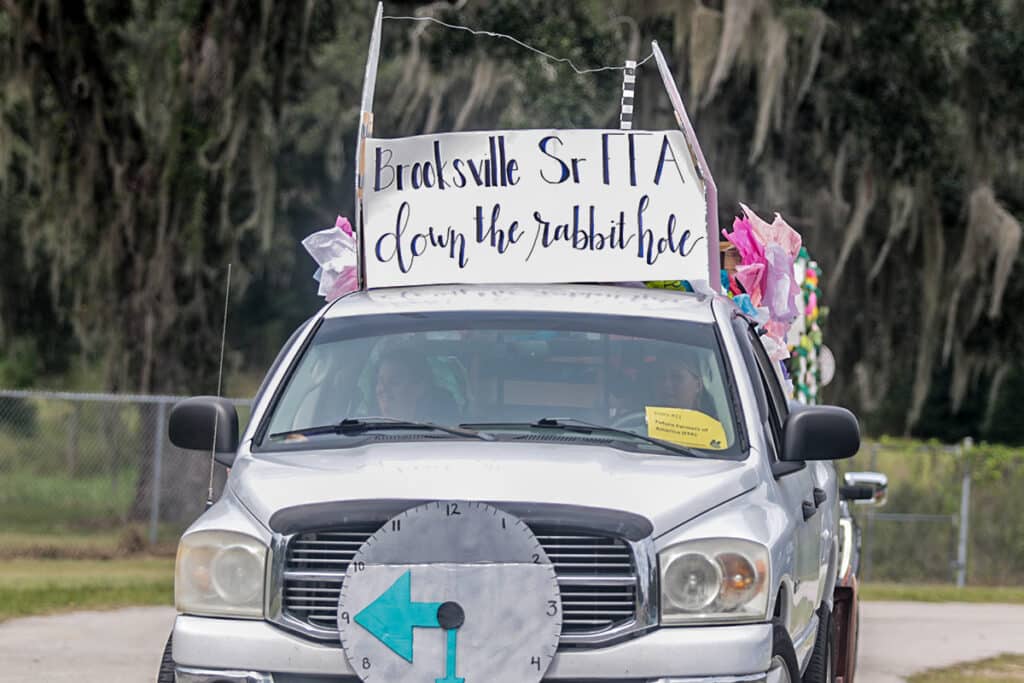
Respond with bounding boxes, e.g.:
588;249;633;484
771;617;801;683
157;633;174;683
802;606;835;683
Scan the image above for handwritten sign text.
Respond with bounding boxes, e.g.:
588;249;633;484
362;129;708;287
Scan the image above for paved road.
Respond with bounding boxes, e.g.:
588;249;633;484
2;602;1024;681
0;606;175;683
856;601;1024;682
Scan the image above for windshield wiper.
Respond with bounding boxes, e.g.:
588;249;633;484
462;417;703;458
271;417;494;442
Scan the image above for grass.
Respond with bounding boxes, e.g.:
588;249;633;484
1;556;1023;626
0;393;250;542
0;558;174;622
0;470;137;530
0;526;180;560
909;654;1024;682
0;396;143;538
861;582;1024;604
0;529;128;560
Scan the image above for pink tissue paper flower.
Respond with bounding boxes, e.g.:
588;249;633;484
302;215;358;302
723;204;802;324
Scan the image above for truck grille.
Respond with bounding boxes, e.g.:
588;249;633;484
280;524;638;639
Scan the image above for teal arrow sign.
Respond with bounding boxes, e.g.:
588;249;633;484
354;570;442;662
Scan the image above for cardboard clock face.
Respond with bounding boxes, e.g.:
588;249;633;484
338;501;562;682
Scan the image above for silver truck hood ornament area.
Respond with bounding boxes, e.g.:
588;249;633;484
232;441;760;537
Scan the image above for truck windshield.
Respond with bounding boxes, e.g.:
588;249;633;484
260;311;743;458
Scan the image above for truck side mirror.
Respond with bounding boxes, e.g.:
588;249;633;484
169;396;240;467
842;471;888;506
780;405;860;463
838;485;876;501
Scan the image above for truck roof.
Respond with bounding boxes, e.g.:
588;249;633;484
323;283;719;324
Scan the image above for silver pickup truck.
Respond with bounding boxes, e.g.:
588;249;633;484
160;283;860;683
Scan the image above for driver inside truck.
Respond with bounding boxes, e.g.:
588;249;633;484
372;349;459;424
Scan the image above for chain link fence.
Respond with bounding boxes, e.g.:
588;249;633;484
0;389;248;556
3;389;1024;584
841;441;1024;586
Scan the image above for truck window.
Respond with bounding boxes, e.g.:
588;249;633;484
258;311;746;459
746;326;789;451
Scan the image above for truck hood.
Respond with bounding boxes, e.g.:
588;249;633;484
231;441;761;538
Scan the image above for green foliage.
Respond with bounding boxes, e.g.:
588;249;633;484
1;0;370;393
908;654;1024;683
0;337;42;435
842;439;1024;585
1;0;1023;442
861;582;1024;605
0;337;40;388
0;558;173;621
0;469;137;532
0;527;179;560
808;1;1024;436
823;2;963;173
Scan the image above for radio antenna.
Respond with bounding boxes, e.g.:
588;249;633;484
206;262;232;509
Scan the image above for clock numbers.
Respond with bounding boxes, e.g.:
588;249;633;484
339;501;560;683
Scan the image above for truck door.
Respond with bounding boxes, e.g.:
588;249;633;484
745;327;823;645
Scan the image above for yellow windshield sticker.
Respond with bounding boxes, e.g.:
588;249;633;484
645;406;728;450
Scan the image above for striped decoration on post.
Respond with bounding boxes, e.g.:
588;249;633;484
620;60;637;130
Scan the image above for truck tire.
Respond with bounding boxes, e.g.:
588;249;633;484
803;606;835;683
772;617;802;683
157;633;175;683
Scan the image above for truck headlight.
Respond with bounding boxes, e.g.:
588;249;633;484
175;530;267;618
659;538;769;625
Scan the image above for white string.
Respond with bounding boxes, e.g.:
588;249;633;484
383;15;654;75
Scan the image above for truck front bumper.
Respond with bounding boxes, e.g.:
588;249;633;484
172;615;783;682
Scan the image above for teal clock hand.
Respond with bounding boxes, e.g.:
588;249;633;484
436;629;465;683
353;571;441;662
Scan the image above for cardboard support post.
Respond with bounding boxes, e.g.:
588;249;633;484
355;2;384;288
650;41;720;286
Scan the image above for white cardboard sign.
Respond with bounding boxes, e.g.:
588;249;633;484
361;129;709;288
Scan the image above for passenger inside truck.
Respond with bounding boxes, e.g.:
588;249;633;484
651;351;717;415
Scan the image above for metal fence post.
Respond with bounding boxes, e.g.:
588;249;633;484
66;403;81;476
956;437;973;588
861;442;879;582
149;400;167;546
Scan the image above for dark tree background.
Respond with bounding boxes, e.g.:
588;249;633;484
2;0;1023;442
